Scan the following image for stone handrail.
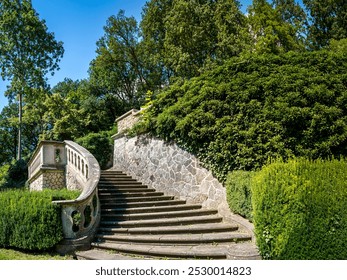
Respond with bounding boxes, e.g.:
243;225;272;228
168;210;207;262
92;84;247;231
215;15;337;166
28;140;101;253
53;141;101;242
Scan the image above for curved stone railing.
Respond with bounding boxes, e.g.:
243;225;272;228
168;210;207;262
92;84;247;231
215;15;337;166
28;140;101;253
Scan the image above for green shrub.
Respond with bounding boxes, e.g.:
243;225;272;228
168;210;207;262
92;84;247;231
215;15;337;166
1;159;28;189
0;189;79;251
75;131;113;169
149;50;347;180
226;170;254;221
252;158;347;259
0;164;10;188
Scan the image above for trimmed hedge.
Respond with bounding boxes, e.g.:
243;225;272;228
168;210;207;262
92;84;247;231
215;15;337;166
226;170;254;221
0;189;79;251
252;158;347;259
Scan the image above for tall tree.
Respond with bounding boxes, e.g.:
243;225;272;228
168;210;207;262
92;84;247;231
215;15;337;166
140;0;174;85
272;0;307;38
303;0;347;49
214;0;249;61
0;0;64;160
89;10;148;109
141;0;247;79
247;0;305;54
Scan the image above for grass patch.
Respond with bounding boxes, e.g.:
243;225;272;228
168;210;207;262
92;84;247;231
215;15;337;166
0;248;74;260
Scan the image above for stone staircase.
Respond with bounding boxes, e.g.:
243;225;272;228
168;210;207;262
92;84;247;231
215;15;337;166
76;170;260;260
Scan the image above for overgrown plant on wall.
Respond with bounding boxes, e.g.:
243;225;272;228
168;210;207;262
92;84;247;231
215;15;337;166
147;49;347;181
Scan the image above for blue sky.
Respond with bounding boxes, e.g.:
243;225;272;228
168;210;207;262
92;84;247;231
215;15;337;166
0;0;253;112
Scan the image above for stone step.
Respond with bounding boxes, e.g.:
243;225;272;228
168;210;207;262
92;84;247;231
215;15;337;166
81;242;261;260
104;199;186;208
100;178;135;183
99;184;146;189
100;174;135;178
100;173;125;178
101;170;126;176
101;204;202;214
91;170;260;260
99;181;144;185
91;242;228;259
99;215;223;228
76;249;141;260
98;223;239;235
99;176;138;180
99;188;155;193
95;232;252;245
101;209;218;221
98;186;150;191
99;195;175;203
98;191;164;198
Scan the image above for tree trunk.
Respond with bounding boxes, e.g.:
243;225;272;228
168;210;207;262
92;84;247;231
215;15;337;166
17;92;22;160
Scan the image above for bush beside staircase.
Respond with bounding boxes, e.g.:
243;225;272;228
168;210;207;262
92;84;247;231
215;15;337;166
76;170;260;260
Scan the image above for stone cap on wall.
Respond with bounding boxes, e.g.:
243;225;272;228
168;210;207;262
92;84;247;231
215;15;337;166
113;108;142;138
115;109;141;123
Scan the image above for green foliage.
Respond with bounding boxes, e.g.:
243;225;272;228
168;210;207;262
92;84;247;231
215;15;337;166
304;0;347;49
247;0;305;54
0;248;72;260
0;104;17;164
0;189;79;251
0;102;41;165
75;131;113;170
329;38;347;54
39;79;119;141
0;0;64;160
150;50;347;180
252;158;347;259
0;164;10;188
141;0;248;79
226;171;254;221
89;10;149;109
1;159;28;189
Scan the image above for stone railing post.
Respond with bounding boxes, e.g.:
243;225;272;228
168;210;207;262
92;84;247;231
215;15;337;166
27;141;66;190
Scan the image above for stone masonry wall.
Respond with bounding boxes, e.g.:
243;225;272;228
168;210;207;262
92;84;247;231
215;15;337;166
30;170;65;191
113;134;238;224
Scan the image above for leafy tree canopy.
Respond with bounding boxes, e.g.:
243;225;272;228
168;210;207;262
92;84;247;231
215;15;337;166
0;0;64;159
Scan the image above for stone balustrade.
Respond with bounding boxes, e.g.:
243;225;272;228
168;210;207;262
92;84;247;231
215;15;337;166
28;140;101;253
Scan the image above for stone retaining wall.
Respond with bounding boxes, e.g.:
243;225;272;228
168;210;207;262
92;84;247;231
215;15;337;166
113;134;240;225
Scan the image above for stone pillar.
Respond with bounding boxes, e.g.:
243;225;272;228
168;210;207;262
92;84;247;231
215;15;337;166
28;141;66;191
